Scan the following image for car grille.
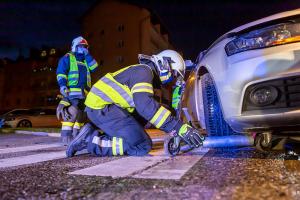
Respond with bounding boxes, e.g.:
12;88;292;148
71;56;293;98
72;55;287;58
242;75;300;112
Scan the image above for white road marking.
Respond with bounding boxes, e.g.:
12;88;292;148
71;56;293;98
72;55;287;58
15;130;60;137
0;151;66;168
133;148;209;180
69;148;210;180
69;156;168;178
0;143;64;154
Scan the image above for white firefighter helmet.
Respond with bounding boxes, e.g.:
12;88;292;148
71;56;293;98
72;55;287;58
138;49;185;84
71;36;89;53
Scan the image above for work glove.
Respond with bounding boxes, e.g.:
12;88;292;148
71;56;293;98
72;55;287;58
56;99;71;120
57;105;78;122
60;86;69;97
83;47;89;56
178;124;205;148
56;104;65;121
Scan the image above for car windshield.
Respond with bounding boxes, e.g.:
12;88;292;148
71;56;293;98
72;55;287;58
28;108;56;115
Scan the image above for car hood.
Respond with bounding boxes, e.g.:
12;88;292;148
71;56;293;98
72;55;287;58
227;8;300;34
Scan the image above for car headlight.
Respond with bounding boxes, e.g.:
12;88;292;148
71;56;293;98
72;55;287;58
5;117;15;121
225;22;300;56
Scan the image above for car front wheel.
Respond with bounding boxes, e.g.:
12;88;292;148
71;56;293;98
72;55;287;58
201;73;237;136
17;120;32;128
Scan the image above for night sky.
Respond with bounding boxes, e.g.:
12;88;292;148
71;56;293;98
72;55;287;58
1;0;300;60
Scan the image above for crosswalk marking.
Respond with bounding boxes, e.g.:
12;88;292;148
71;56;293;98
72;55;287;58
0;151;66;168
69;148;209;180
0;134;209;180
0;143;63;154
133;148;209;180
69;156;168;178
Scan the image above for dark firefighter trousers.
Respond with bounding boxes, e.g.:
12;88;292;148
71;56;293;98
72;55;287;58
85;105;152;156
61;98;86;138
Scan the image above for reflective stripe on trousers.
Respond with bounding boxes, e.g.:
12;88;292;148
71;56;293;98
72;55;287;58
92;136;124;156
73;122;85;130
61;122;74;130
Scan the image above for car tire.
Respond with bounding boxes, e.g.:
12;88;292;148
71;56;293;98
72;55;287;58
201;73;237;136
17;120;32;128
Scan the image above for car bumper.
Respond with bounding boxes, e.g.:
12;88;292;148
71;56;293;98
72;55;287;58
3;121;18;128
216;43;300;132
229;108;300;132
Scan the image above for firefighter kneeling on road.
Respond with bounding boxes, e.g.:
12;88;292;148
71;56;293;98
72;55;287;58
66;50;205;157
56;36;98;145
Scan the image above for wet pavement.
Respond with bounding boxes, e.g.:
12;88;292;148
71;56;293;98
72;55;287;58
1;133;300;200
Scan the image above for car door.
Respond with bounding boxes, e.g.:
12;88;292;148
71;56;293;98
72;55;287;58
30;109;59;128
43;109;60;127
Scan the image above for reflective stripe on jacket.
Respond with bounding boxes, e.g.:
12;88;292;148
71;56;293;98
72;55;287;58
172;86;181;109
67;53;92;88
85;65;147;113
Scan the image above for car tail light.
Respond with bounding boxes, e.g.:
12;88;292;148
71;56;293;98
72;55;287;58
225;22;300;56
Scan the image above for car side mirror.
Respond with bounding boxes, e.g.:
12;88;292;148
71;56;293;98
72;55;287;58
184;60;195;70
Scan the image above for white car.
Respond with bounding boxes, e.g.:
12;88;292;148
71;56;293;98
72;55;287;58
2;108;60;128
181;9;300;150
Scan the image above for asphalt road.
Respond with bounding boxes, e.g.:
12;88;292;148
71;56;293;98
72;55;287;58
1;133;300;200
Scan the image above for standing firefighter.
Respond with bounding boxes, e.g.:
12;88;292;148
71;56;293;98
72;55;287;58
56;36;98;144
67;50;204;157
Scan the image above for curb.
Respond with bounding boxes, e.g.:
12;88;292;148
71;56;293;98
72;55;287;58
15;130;60;138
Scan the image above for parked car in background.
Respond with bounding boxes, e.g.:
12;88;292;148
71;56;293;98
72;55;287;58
0;109;30;128
1;108;60;128
181;9;300;150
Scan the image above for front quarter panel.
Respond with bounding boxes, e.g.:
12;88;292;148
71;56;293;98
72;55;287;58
181;69;203;128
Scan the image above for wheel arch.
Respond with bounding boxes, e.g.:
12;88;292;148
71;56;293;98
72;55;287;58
17;119;32;127
196;65;231;130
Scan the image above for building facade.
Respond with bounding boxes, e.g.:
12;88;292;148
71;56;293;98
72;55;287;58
0;0;175;113
82;0;174;78
0;48;62;112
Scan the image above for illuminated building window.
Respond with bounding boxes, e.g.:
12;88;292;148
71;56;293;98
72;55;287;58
40;50;47;57
116;56;124;63
117;24;124;32
49;48;56;55
117;40;124;48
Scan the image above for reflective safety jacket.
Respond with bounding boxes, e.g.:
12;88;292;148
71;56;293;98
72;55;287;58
172;86;181;110
172;81;185;110
56;52;98;98
85;64;184;133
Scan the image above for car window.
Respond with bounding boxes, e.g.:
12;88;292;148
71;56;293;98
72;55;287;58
28;109;42;115
44;109;56;115
7;110;30;116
